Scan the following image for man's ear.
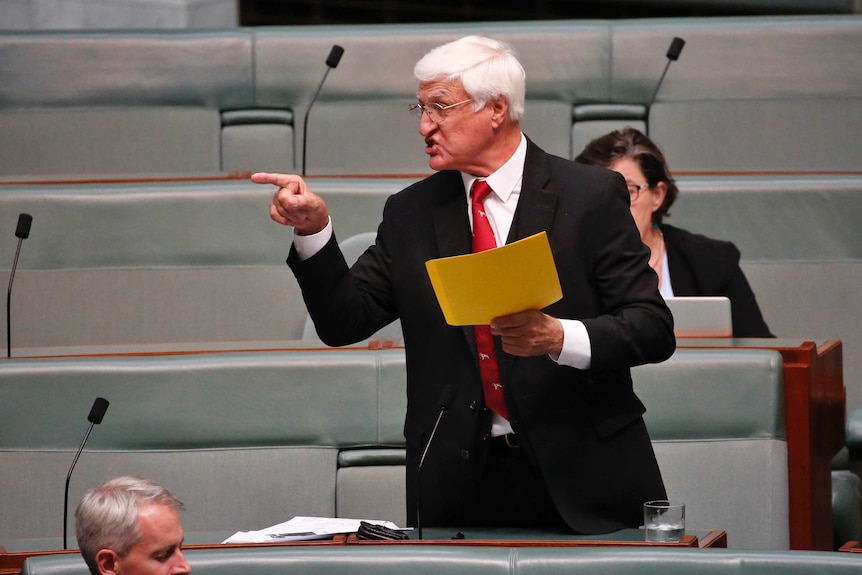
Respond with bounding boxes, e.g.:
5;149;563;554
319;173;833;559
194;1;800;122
489;96;509;128
95;549;119;575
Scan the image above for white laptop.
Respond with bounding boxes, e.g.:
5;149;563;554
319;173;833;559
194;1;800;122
664;296;733;338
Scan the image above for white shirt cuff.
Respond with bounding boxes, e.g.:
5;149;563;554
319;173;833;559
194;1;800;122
552;319;592;370
293;217;333;260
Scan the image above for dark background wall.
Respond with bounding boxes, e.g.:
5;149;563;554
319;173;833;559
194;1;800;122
239;0;859;26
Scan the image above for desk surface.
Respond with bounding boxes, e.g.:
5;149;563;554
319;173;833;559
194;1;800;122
346;528;726;548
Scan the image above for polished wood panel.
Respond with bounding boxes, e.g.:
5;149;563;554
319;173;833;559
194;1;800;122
344;529;727;548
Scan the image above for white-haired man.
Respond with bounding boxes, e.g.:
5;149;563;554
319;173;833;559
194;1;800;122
255;35;674;533
75;476;190;575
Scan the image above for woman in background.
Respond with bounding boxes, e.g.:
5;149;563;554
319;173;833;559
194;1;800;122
575;127;773;337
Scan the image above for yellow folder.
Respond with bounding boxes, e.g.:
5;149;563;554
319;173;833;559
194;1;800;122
425;231;563;326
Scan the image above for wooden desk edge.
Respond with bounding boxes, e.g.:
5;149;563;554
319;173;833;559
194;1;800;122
698;530;728;548
344;531;728;548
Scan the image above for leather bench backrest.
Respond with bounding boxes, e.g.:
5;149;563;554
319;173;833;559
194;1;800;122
0;30;257;176
0;179;402;349
22;546;862;575
0;347;784;544
608;16;862;171
668;174;862;413
252;21;611;174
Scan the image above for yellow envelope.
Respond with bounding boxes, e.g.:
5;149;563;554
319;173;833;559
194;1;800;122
425;231;563;326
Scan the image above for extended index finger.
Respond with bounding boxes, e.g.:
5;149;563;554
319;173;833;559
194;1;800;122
251;172;303;188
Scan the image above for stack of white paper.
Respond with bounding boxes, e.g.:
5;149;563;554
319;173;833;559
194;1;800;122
222;516;407;543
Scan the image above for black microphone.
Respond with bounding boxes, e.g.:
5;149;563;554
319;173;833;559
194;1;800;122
64;397;110;549
7;213;33;358
15;214;33;239
416;385;456;540
646;37;685;136
301;44;344;177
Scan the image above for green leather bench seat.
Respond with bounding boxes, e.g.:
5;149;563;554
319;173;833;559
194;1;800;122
0;107;223;176
21;546;862;575
2;15;859;176
252;20;611;174
5;173;860;355
832;470;862;548
0;347;786;549
0;29;273;176
848;406;862;466
0;348;405;540
666;174;862;416
609;17;862;172
0;178;405;350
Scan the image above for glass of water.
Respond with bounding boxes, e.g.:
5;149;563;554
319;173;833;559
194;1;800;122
643;499;685;542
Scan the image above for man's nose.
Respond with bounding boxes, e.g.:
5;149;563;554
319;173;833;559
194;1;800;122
418;111;436;135
173;550;191;575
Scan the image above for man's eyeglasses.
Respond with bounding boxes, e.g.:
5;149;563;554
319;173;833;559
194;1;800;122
627;182;650;201
408;98;473;124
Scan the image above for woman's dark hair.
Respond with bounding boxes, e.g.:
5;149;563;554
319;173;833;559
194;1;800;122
574;127;679;225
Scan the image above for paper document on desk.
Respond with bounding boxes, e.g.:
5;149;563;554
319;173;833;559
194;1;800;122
425;231;562;326
221;516;407;543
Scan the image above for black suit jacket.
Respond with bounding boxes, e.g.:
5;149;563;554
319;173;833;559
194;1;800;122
661;224;773;337
289;139;675;534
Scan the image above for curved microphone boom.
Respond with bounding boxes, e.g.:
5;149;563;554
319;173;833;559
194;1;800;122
416;385;456;540
7;213;32;358
64;397;110;549
646;37;685;136
301;44;345;177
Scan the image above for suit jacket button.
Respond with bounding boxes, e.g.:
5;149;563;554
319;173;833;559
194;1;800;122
460;449;470;460
469;400;478;412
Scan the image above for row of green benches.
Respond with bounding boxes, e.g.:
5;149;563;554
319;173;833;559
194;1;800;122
1;15;860;176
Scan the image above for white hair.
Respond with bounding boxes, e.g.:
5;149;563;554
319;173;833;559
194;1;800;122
75;476;184;575
413;35;526;121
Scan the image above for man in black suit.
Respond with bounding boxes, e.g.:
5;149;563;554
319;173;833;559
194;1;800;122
254;35;675;534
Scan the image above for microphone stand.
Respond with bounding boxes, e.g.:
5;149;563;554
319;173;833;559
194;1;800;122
64;398;109;549
6;238;23;358
63;421;97;549
301;45;344;177
416;386;456;539
7;213;32;358
416;408;447;540
646;37;685;137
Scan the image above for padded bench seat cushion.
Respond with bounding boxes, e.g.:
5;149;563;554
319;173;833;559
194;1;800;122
21;546;862;575
0;446;339;540
0;350;395;450
0;107;223;176
633;348;784;440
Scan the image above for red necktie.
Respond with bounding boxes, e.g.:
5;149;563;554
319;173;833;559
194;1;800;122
470;180;509;420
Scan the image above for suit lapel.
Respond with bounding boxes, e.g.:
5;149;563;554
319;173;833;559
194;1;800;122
431;174;471;259
429;171;477;354
507;140;559;244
